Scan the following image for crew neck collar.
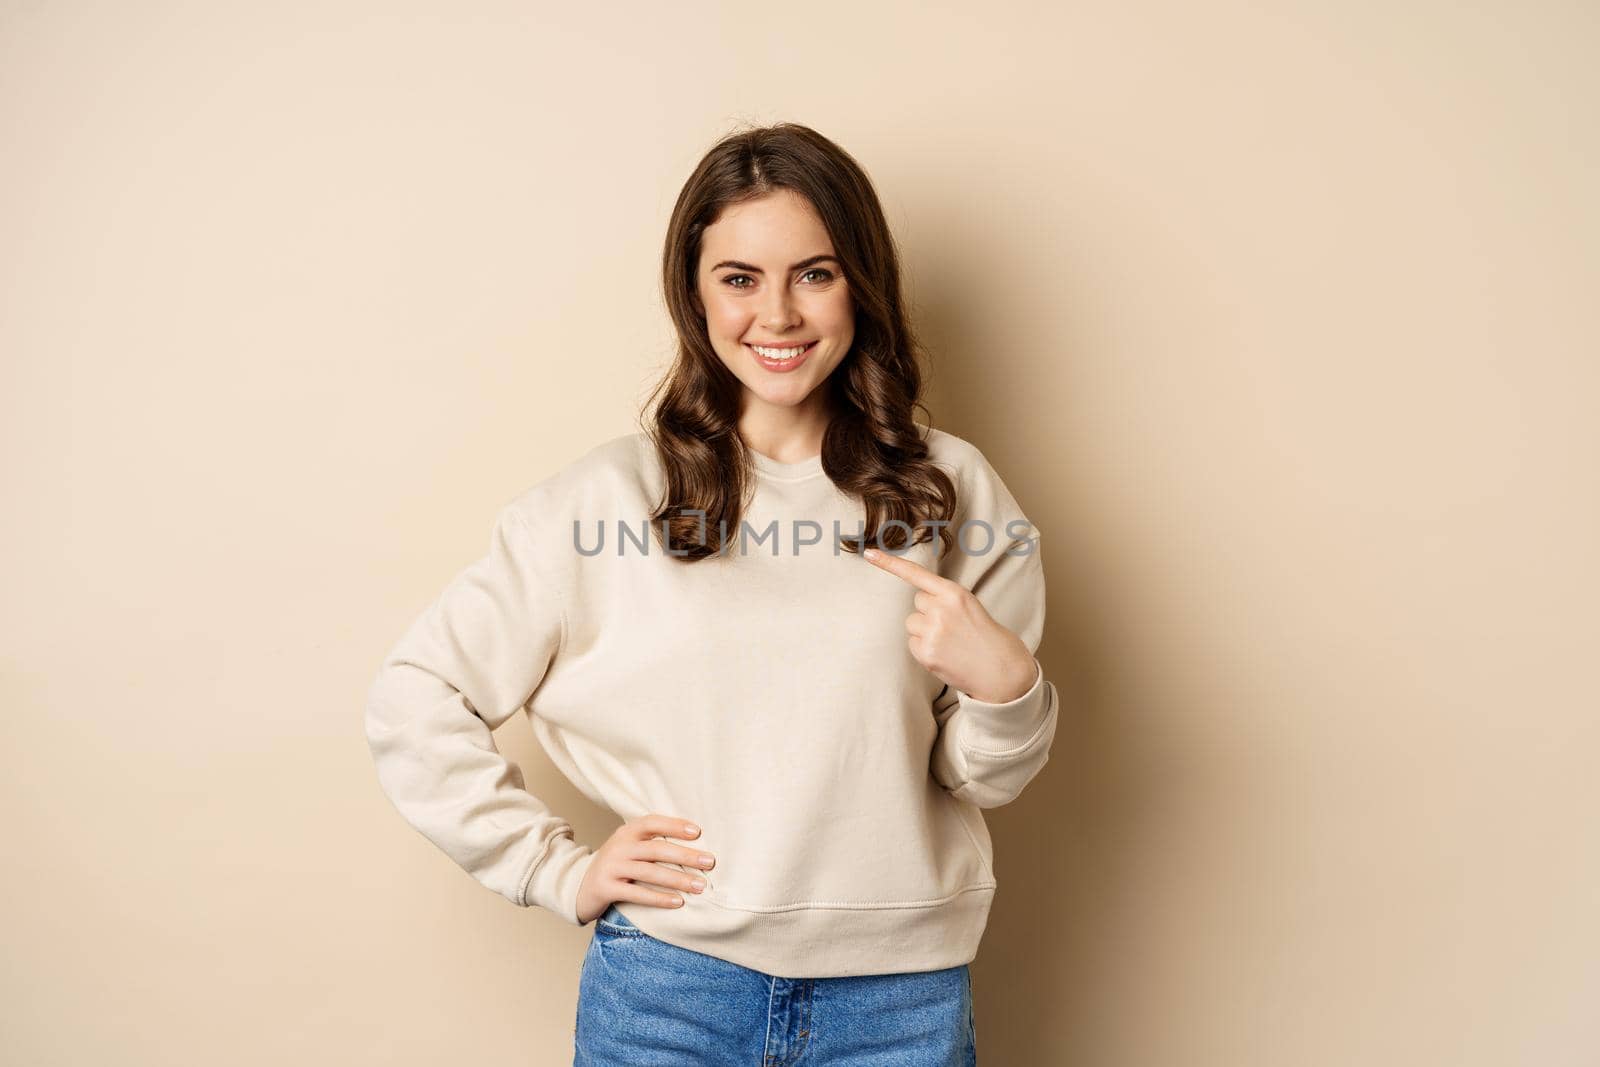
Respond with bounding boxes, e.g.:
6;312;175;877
748;447;824;481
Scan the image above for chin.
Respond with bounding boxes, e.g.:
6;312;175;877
750;384;816;407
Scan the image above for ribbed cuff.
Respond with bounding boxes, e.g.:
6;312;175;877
956;657;1053;756
519;832;598;925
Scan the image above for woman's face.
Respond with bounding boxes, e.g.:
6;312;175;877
696;189;855;422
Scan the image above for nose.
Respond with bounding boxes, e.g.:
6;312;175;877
760;286;801;333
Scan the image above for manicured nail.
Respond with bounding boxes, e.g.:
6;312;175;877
864;548;880;560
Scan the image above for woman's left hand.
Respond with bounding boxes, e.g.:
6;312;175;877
864;546;1039;704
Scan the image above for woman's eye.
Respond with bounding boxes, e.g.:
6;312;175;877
721;269;833;290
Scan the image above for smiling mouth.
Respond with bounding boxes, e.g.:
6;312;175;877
746;341;816;361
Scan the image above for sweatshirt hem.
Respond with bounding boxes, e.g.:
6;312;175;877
609;882;996;979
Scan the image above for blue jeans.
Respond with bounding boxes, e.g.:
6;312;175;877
574;903;978;1065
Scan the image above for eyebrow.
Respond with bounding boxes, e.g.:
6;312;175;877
708;254;841;274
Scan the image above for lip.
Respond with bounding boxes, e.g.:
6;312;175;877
745;340;817;373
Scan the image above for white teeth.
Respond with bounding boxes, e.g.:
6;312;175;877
752;343;811;360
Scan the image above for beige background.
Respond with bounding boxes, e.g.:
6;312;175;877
4;1;1597;1064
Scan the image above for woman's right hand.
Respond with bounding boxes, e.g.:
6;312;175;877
574;814;717;926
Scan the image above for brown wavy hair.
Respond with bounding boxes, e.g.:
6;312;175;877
642;122;957;563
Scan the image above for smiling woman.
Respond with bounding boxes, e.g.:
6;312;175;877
697;192;856;403
647;123;971;566
364;122;1055;1066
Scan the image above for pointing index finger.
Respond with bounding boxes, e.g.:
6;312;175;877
863;546;949;594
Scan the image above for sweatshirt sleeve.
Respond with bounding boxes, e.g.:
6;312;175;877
363;500;597;924
929;450;1059;809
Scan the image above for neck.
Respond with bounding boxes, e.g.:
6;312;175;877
738;392;831;463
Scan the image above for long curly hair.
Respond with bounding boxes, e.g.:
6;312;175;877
643;122;957;563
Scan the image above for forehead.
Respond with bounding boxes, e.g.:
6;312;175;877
700;189;834;264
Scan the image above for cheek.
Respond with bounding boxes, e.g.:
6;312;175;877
703;297;749;339
815;291;854;333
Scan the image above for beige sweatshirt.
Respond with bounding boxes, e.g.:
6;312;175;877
363;425;1057;978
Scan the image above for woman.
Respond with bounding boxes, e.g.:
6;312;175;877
364;122;1058;1065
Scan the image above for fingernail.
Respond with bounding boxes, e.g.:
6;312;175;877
691;878;706;889
698;854;714;866
685;824;700;836
864;548;879;559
